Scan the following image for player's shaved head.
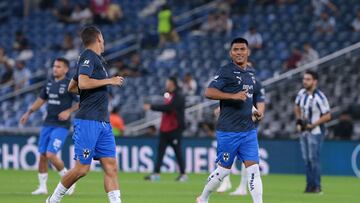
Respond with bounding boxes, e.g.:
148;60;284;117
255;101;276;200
80;26;101;47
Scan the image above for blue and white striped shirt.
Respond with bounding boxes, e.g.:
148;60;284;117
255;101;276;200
295;88;330;134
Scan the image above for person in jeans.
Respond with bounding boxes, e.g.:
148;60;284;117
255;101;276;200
143;76;187;182
295;70;331;193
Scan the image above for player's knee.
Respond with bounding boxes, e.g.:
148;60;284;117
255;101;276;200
45;152;57;159
76;166;90;178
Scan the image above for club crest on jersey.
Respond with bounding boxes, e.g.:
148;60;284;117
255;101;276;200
223;152;230;162
236;76;242;84
59;87;65;94
83;149;91;159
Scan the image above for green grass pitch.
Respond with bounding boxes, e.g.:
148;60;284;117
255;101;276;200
0;170;359;203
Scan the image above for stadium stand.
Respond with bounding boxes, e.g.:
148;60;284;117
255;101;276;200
0;0;359;140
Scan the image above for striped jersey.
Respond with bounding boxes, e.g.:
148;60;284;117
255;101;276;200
295;88;330;134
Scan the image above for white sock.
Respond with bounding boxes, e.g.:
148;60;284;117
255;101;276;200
200;166;231;201
58;168;68;177
38;173;48;189
50;182;68;202
240;164;248;189
222;175;231;185
107;190;121;203
246;164;263;203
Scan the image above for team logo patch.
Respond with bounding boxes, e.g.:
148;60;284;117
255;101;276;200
59;87;65;94
223;152;230;162
83;149;91;159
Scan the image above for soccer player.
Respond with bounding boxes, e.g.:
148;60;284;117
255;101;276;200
217;76;265;196
197;38;263;203
19;58;79;195
46;26;124;203
295;70;331;193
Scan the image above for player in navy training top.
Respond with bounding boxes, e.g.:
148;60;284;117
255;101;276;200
47;26;124;203
197;38;264;203
20;58;79;196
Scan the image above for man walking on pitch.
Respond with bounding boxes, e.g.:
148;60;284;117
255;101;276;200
143;76;187;182
20;58;79;195
197;38;263;203
46;26;124;203
295;70;331;193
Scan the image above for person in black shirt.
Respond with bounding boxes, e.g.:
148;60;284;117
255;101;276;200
143;76;187;182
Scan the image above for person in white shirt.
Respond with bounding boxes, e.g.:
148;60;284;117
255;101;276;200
182;73;197;96
243;27;263;50
295;70;331;194
298;43;319;66
351;10;360;32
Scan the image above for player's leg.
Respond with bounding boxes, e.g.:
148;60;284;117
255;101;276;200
47;119;100;203
46;127;69;175
32;127;51;195
308;133;323;193
300;132;313;192
169;129;187;181
145;132;168;181
230;162;247;196
238;129;263;203
217;161;233;192
197;131;237;203
96;122;121;203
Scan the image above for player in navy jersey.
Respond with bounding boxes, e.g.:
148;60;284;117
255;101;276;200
19;58;79;196
47;26;124;203
197;38;264;203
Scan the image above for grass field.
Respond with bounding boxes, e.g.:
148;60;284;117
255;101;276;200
0;170;359;203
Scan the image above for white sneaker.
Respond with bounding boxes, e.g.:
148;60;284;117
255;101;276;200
31;187;48;195
66;184;76;195
196;196;208;203
216;178;232;192
230;186;247;196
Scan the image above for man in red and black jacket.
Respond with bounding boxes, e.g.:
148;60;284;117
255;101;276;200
143;76;187;182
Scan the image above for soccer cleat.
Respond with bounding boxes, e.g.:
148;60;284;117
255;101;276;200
196;196;208;203
66;184;76;195
216;178;231;193
31;187;48;195
144;174;160;181
176;174;188;182
229;186;247;196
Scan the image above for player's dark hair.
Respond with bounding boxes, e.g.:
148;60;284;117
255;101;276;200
230;37;248;48
305;70;319;80
168;76;178;88
80;25;101;47
55;57;69;68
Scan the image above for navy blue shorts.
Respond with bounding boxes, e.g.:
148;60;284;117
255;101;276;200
216;129;259;168
38;126;68;154
73;119;116;165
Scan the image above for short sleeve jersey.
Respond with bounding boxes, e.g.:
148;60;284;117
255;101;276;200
39;77;79;128
208;62;260;132
73;49;110;122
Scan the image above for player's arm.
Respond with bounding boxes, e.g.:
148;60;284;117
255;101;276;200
252;81;265;121
307;113;331;130
58;102;80;121
78;74;124;90
253;102;265;121
68;78;79;94
19;97;46;125
145;94;182;112
205;87;248;101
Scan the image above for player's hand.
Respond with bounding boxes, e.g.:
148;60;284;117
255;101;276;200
19;112;30;125
305;124;316;130
252;110;264;122
232;89;248;101
58;110;71;121
143;104;151;111
214;107;220;117
110;76;124;86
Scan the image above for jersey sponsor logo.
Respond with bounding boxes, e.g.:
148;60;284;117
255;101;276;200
83;149;91;159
